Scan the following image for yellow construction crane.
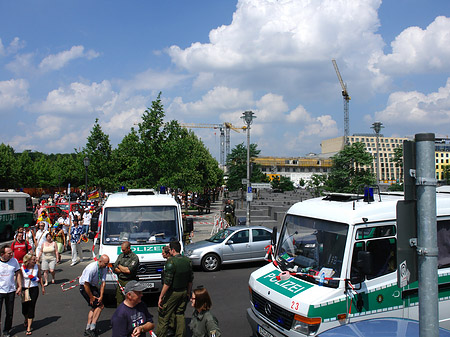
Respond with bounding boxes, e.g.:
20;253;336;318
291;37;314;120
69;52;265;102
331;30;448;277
180;122;245;167
332;59;351;144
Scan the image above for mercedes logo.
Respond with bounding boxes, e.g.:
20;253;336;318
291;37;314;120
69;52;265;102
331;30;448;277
138;265;147;273
265;303;272;316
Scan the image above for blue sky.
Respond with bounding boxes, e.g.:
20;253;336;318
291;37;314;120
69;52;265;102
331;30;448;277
1;0;450;162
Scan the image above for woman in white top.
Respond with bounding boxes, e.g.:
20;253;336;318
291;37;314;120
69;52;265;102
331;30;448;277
23;224;36;253
21;253;45;335
34;222;49;258
37;233;59;286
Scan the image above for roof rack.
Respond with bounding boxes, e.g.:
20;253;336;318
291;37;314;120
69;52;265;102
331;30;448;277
322;192;363;202
127;189;156;196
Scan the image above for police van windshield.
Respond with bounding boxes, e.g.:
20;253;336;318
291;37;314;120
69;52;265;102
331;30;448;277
103;206;179;245
277;215;348;288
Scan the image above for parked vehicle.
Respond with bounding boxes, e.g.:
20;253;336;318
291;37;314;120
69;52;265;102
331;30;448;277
98;189;192;293
185;225;272;272
0;191;33;240
56;202;81;215
247;190;450;336
43;205;65;223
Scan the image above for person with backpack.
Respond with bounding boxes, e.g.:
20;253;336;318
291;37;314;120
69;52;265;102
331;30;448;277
11;229;32;264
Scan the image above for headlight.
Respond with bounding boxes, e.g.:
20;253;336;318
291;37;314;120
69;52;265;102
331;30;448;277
291;314;321;335
185;250;193;256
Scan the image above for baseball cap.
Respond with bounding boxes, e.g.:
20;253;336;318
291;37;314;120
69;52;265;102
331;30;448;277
124;280;147;294
24;224;30;228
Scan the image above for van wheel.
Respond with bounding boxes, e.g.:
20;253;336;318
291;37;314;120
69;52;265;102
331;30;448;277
201;253;220;272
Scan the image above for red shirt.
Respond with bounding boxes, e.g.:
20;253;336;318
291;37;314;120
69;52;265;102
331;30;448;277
11;240;32;264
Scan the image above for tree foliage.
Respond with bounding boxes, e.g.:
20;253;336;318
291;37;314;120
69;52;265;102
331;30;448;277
325;142;375;193
271;175;294;192
226;143;268;191
0;93;223;193
307;174;328;197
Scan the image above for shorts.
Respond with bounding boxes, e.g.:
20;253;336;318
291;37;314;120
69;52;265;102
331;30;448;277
41;257;56;271
79;285;101;308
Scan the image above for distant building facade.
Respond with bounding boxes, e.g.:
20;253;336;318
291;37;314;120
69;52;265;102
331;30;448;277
321;135;409;183
253;155;332;186
435;137;450;182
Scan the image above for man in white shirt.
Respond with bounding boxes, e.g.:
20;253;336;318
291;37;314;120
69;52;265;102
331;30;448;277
79;254;109;337
34;222;49;258
0;244;23;337
82;208;92;235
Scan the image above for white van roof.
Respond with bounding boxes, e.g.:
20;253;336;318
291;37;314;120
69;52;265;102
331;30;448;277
103;191;177;208
286;192;450;226
0;191;30;198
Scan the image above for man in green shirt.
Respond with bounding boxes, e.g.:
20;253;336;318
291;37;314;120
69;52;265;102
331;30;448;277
113;241;139;306
156;241;193;337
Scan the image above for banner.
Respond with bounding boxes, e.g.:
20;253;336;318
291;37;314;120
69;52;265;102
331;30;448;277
88;190;99;200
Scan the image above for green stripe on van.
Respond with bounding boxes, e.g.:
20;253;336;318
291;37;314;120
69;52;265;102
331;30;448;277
117;244;166;255
256;270;313;298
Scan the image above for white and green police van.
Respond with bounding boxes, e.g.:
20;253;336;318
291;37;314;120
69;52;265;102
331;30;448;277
0;191;33;240
98;189;190;293
247;190;450;336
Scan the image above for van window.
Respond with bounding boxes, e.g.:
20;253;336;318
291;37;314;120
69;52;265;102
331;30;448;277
351;225;397;281
8;199;14;210
0;200;5;211
437;220;450;268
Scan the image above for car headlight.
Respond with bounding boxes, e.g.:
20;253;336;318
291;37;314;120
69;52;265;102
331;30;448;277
185;250;193;257
291;314;321;335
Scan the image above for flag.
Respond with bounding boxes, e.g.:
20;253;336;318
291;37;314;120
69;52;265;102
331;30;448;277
88;190;99;200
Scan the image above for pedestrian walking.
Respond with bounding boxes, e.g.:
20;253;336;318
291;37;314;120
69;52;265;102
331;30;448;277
37;233;59;286
0;244;23;337
79;254;110;337
21;253;45;335
23;224;36;253
113;241;139;306
11;229;32;264
70;218;83;266
189;287;221;337
156;241;193;337
82;208;92;235
111;280;155;337
52;223;66;261
34;223;49;261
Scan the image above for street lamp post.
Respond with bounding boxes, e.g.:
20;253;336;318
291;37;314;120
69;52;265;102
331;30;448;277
241;110;256;227
371;122;384;185
83;156;90;206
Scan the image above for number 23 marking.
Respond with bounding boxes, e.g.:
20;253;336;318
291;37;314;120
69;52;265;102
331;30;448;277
291;301;299;310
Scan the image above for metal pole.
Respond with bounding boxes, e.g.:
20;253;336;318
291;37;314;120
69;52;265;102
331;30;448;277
246;124;250;226
415;133;438;337
85;166;88;206
371;122;383;184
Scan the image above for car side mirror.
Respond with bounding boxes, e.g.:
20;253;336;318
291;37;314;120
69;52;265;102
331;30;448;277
271;227;277;246
227;240;234;245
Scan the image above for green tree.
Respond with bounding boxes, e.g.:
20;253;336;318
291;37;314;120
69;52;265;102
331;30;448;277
271;175;294;192
112;128;142;189
307;174;328;197
226;143;268;191
82;118;114;190
325;142;375;193
0;144;16;188
388;145;404;191
14;151;35;188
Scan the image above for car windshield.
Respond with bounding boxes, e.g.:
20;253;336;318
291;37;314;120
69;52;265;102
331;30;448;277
58;204;69;211
276;215;348;288
103;206;179;245
206;228;235;243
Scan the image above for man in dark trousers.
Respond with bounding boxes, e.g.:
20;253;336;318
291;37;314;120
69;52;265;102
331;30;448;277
113;241;139;306
156;241;193;337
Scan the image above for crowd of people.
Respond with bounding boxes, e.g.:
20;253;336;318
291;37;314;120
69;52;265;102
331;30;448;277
1;236;222;337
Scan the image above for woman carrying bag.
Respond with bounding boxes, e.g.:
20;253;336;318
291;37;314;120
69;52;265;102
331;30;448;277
189;287;221;337
21;253;45;335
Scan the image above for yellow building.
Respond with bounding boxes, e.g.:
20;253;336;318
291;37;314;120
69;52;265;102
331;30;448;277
435;138;450;181
321;135;409;183
253;155;333;185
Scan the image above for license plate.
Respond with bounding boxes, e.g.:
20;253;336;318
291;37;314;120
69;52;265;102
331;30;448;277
258;325;274;337
140;282;155;289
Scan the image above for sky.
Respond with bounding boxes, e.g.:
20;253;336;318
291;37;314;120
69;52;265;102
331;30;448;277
1;0;450;162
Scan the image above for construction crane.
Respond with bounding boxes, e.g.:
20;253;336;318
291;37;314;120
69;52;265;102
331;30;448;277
332;59;351;144
180;123;245;168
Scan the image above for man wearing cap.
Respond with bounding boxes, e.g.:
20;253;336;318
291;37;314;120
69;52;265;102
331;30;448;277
10;229;31;264
111;280;154;337
113;241;139;306
82;207;92;235
70;218;84;266
79;254;110;337
35;222;49;258
156;241;193;337
37;210;51;231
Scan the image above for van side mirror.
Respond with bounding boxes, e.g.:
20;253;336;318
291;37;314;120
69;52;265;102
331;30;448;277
184;217;194;233
271;227;277;246
357;250;373;276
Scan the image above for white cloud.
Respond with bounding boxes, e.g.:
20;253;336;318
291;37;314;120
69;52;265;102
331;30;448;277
5;53;35;75
120;69;189;94
373;16;450;74
375;78;450;131
0;79;29;110
39;45;99;72
32;81;117;114
0;37;25;56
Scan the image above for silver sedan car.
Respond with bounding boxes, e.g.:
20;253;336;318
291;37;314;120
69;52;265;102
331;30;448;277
185;225;273;272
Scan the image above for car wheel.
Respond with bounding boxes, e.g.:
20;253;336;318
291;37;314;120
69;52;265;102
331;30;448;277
201;253;220;272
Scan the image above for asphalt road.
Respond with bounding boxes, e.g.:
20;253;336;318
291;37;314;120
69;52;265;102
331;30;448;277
3;243;265;337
